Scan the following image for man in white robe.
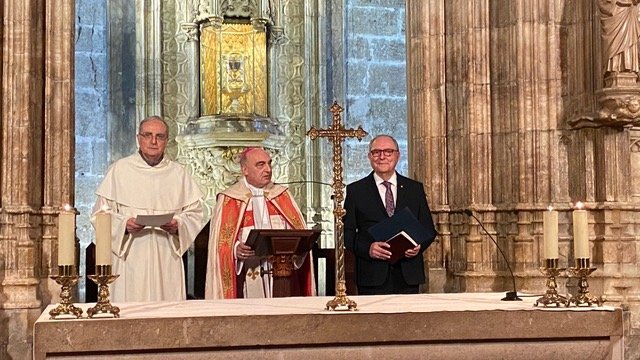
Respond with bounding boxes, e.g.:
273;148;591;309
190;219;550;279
91;116;204;302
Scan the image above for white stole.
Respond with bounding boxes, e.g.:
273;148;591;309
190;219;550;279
244;179;273;298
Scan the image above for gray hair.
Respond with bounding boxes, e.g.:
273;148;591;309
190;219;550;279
138;116;169;136
369;134;399;151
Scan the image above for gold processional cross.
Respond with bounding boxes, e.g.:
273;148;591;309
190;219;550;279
307;101;367;311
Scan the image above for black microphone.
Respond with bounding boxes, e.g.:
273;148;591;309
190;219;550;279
463;209;522;301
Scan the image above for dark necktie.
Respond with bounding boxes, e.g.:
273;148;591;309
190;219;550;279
382;181;395;217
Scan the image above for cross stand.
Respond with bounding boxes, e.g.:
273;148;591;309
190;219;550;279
307;101;367;311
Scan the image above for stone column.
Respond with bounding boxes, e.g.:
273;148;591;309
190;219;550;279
108;0;138;161
272;0;310;196
0;0;46;333
407;1;603;292
445;0;493;283
135;0;163;127
300;0;335;249
490;1;568;278
0;0;75;358
405;0;447;291
42;0;76;304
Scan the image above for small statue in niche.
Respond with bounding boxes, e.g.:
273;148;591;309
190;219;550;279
599;0;640;77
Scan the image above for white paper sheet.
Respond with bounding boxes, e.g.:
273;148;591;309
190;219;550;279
135;213;175;227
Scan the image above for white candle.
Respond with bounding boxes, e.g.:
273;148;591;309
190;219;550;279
573;202;589;259
57;205;75;266
543;207;558;259
95;210;112;266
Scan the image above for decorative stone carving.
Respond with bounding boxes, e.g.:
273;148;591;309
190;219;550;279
571;73;640;128
182;2;223;42
182;1;284;42
221;0;258;18
172;0;298;221
596;90;640;125
175;131;285;215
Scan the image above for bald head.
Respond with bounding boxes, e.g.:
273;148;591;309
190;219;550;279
241;148;273;188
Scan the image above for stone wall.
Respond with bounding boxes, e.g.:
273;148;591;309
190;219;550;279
343;0;408;185
74;0;109;302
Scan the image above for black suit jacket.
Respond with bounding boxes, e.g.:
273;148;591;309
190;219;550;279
344;172;437;287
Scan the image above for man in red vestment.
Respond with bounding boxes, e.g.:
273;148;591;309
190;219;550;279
205;147;315;299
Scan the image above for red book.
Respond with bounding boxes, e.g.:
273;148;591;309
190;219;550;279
385;231;418;264
368;207;437;264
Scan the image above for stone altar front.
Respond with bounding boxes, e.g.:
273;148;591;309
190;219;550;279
34;292;622;359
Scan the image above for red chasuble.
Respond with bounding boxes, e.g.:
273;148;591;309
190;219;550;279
216;190;314;299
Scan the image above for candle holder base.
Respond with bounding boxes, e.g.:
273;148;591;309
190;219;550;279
534;261;568;307
567;258;605;307
49;265;83;319
87;265;120;318
325;281;357;311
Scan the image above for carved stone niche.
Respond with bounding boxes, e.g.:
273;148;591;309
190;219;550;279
182;0;282;134
176;0;286;211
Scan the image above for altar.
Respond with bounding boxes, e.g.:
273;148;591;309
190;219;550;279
33;292;623;359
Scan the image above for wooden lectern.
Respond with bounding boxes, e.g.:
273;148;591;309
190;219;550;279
245;229;320;297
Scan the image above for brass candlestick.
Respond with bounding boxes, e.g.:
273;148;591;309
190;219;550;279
49;265;83;319
87;265;120;318
535;258;568;307
567;258;605;307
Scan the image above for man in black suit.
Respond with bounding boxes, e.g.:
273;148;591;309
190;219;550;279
344;135;437;295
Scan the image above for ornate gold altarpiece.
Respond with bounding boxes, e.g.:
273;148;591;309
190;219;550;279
172;1;311;217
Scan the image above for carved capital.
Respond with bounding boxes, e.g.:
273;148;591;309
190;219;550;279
269;26;286;46
181;2;224;42
181;22;200;42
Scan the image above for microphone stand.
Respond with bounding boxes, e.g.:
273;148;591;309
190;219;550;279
464;209;522;301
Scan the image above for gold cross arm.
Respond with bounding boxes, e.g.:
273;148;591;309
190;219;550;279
306;101;368;204
307;126;367;142
307;102;367;142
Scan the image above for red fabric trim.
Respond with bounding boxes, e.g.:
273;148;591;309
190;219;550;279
218;197;242;298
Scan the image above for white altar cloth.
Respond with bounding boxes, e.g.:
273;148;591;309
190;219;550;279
36;292;615;320
33;292;623;360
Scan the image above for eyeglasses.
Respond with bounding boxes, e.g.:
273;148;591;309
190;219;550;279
370;149;398;157
138;132;168;142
